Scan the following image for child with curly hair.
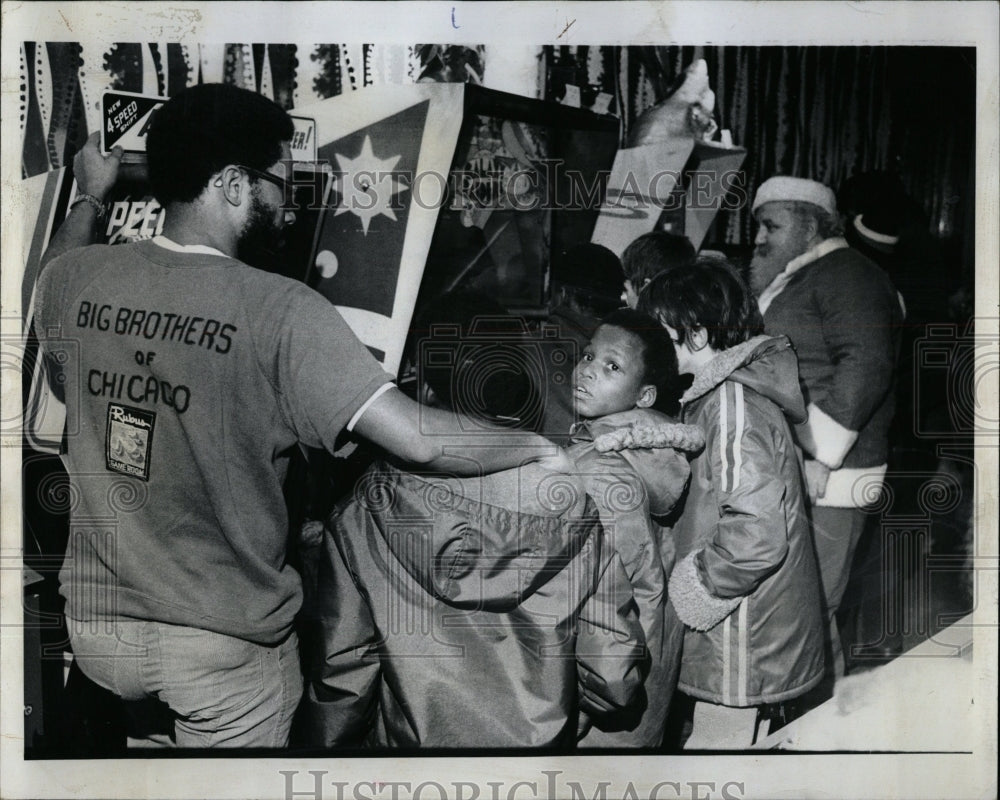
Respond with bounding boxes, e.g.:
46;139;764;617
628;259;825;749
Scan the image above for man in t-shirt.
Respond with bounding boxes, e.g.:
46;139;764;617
34;84;571;749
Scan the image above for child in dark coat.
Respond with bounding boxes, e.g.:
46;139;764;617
625;260;826;749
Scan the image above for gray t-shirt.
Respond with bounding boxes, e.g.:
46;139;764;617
35;239;391;644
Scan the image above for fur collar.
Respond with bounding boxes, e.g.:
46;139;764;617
757;237;848;314
572;408;705;454
681;335;775;405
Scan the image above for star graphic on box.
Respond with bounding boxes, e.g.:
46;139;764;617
332;135;410;235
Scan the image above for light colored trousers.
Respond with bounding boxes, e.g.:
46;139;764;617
811;505;868;676
67;617;302;748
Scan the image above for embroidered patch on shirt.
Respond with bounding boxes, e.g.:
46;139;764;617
106;403;155;481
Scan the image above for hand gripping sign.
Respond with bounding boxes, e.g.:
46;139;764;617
101;91;165;163
21;85;462;453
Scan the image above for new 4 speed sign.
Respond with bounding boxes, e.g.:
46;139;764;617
102;91;165;162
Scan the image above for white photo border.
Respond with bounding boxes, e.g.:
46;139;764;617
2;3;996;799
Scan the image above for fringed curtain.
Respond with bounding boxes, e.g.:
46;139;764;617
21;42;973;251
19;43;484;177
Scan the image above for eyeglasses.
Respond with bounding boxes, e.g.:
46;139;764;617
237;164;299;209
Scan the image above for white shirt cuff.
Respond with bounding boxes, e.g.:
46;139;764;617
806;402;859;469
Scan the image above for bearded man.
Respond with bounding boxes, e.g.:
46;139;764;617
749;176;904;678
33;83;570;748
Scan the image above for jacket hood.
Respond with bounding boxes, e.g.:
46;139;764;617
342;462;598;613
569;408;701;516
681;335;807;424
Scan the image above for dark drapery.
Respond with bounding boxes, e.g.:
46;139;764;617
545;45;974;257
21;42;974;259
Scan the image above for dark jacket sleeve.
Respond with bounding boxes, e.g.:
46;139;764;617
580;454;656;579
575;540;648;716
579;451;667;652
670;385;790;631
299;523;381;748
807;259;899;443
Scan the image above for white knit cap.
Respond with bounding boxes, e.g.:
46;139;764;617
752;176;838;217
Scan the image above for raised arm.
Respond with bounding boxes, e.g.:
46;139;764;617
352;385;575;476
40;133;123;268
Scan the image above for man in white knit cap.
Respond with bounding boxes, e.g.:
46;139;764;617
749;176;904;681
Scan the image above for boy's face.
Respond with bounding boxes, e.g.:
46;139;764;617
573;325;653;419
